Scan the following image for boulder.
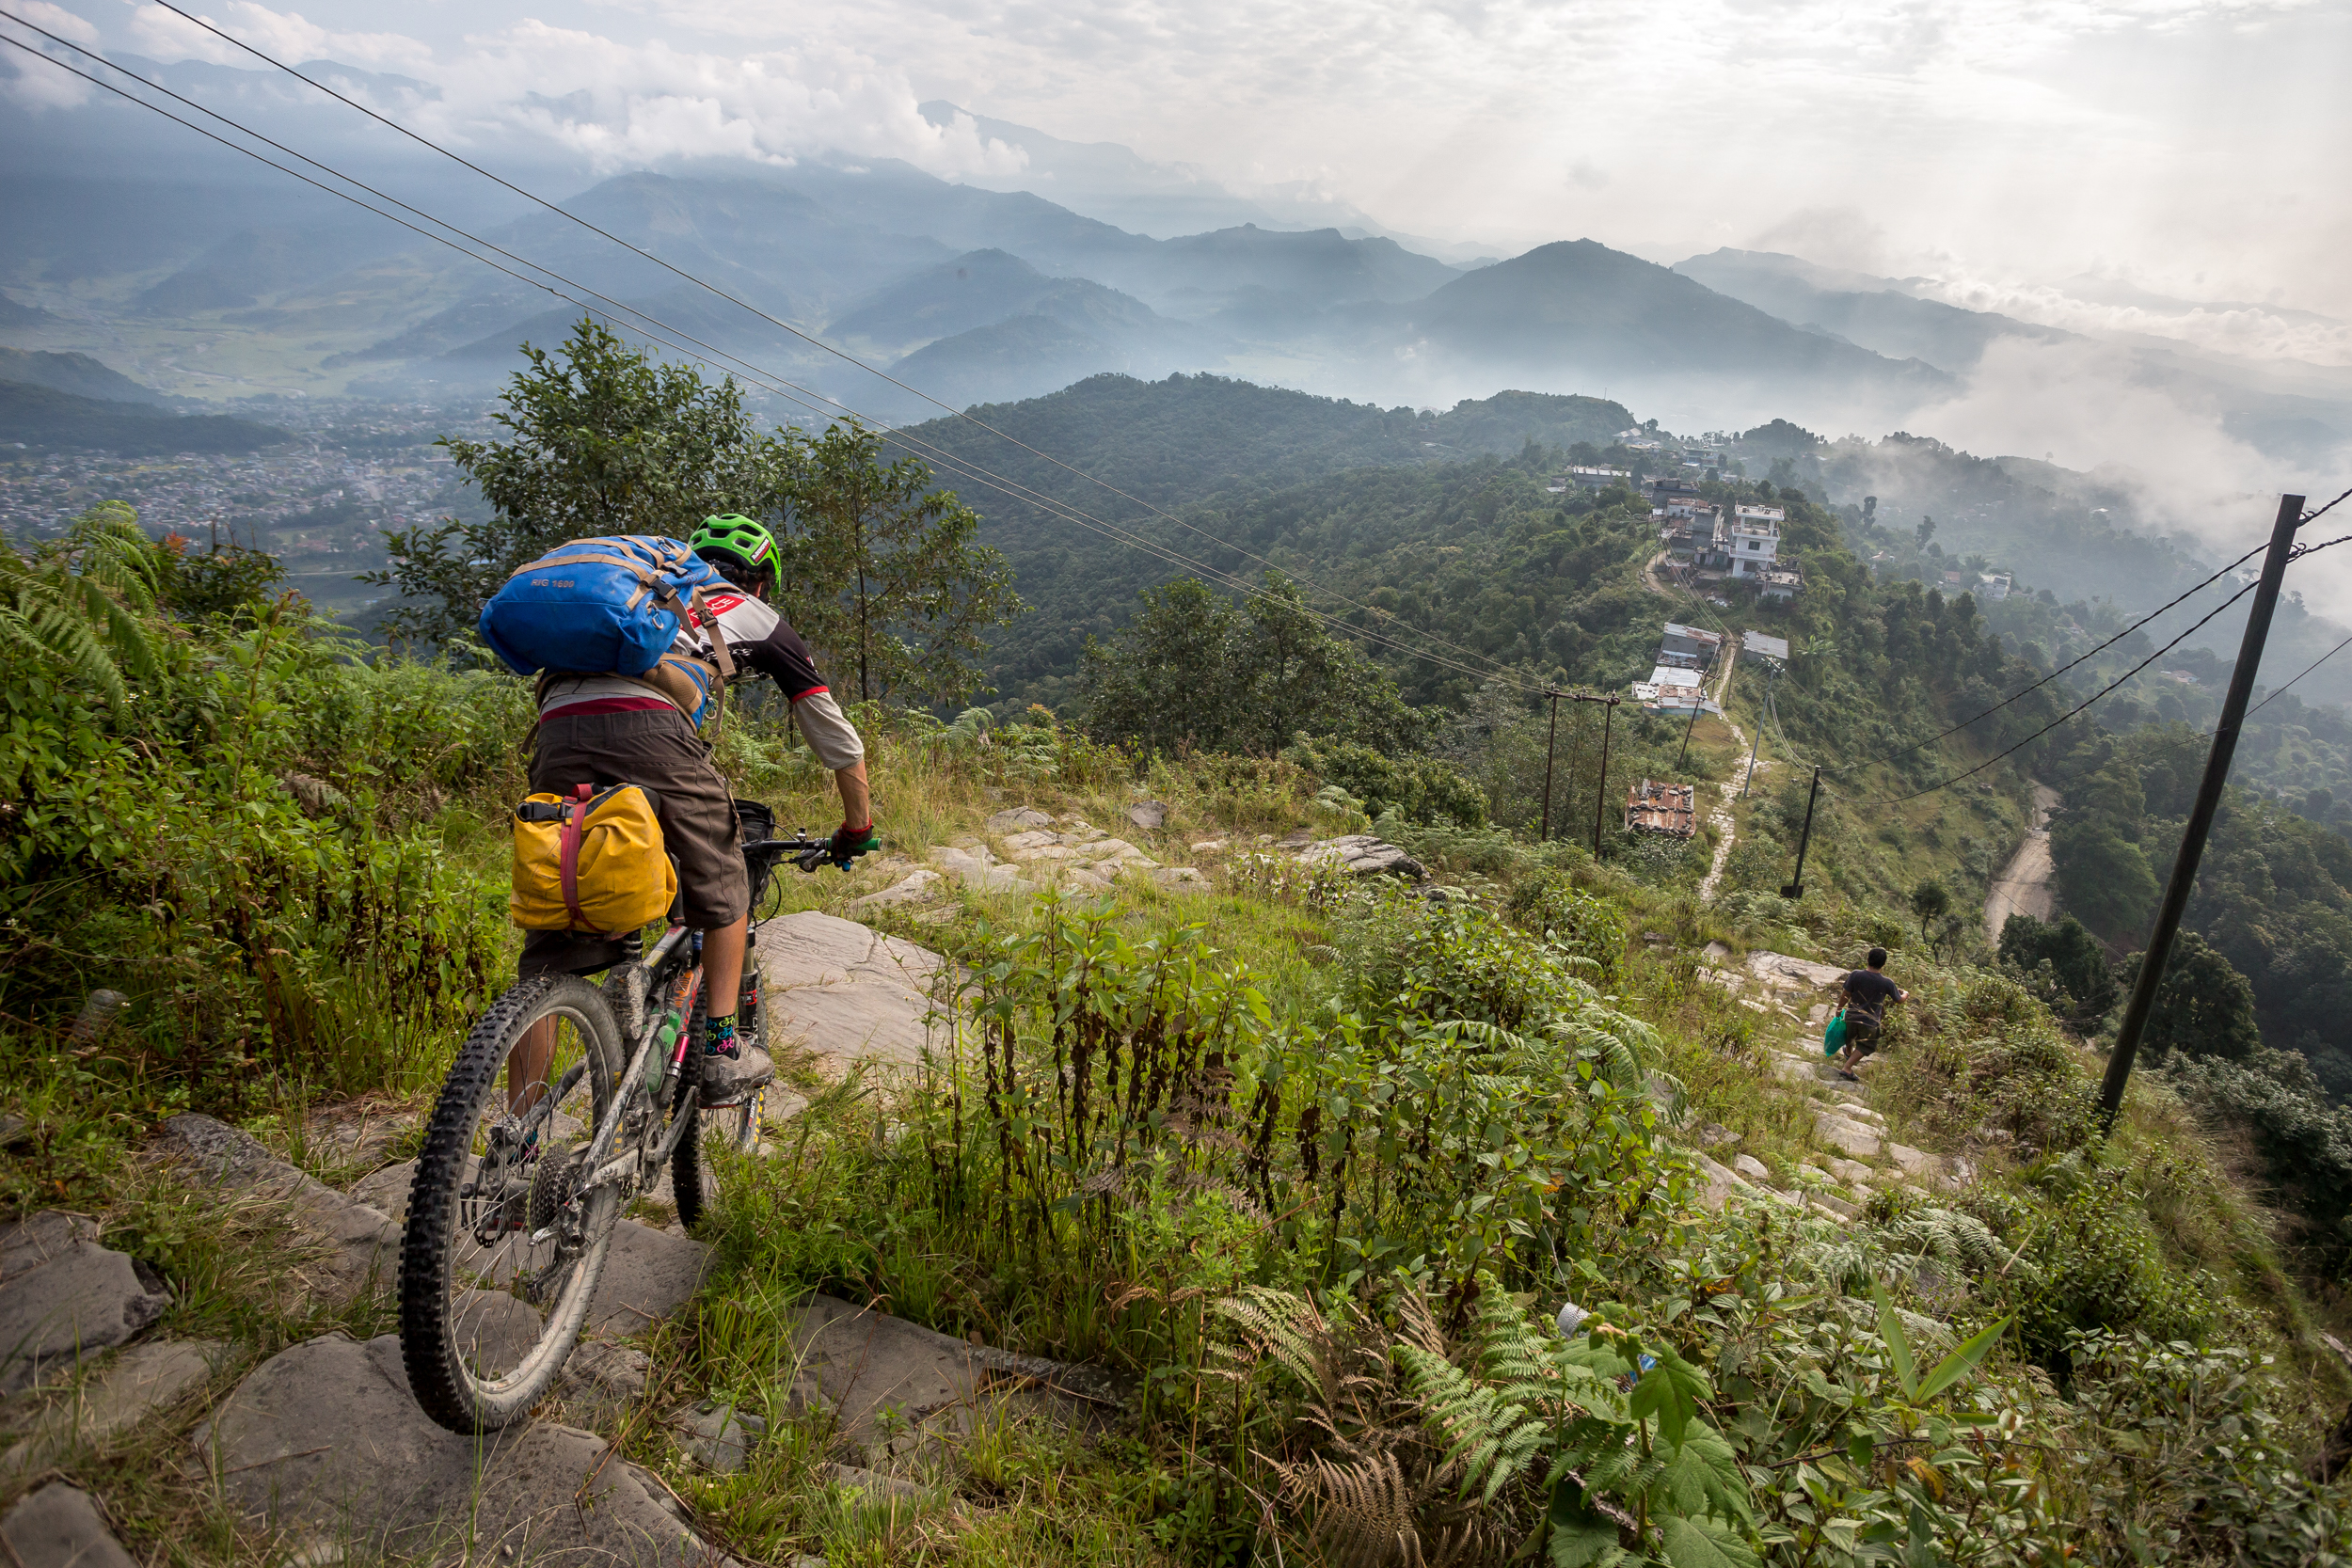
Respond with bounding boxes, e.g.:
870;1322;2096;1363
1;1482;136;1568
156;1116;398;1301
0;1213;173;1396
554;1338;652;1428
983;808;1052;832
588;1221;711;1337
927;844;1023;890
755;911;953;1070
848;869;945;912
1822;1156;1876;1187
3;1338;222;1475
787;1295;1125;1464
679;1401;765;1473
1151;867;1208;890
1745;952;1849;990
1811;1113;1883;1160
1124;800;1168;831
1689;1155;1739;1212
1732;1154;1772;1182
192;1332;724;1566
1295;835;1423;880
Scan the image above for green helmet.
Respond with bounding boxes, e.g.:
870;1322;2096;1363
689;514;782;597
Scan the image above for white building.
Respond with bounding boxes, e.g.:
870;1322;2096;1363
1557;466;1632;492
1726;505;1784;578
1979;572;2012;602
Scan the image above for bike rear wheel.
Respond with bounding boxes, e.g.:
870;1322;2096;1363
400;975;627;1433
672;976;761;1232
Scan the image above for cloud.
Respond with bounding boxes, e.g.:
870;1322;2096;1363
1;2;103;110
1906;335;2352;598
1904;271;2352;367
125;1;432;72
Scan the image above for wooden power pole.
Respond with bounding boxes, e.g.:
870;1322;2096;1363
2098;494;2304;1132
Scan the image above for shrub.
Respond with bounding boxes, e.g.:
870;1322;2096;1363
1281;735;1487;829
1502;867;1628;981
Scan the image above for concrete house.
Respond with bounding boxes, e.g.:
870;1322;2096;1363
1727;505;1784;578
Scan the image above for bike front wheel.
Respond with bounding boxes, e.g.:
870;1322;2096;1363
400;975;627;1433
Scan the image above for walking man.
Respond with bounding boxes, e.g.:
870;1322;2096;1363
1836;946;1908;1082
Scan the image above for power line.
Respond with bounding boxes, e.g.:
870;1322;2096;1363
2246;631;2352;721
0;22;1547;697
1836;538;2272;772
1842;573;2265;807
135;0;1546;694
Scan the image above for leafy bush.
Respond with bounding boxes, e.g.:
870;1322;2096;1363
2169;1045;2352;1266
2;514;516;1113
1503;866;1629;982
1282;734;1487;828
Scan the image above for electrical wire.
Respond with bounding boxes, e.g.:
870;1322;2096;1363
1834;538;2272;773
133;0;1547;694
1842;573;2265;807
2246;630;2352;721
0;21;1551;696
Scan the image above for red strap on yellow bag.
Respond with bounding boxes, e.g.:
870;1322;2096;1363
560;783;591;930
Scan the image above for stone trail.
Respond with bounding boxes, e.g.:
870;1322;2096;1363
4;912;1125;1566
1682;948;1976;1220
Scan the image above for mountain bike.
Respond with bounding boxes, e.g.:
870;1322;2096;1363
400;800;849;1433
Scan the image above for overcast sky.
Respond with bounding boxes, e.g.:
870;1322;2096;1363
10;0;2349;359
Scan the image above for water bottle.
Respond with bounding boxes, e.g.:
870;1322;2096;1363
645;1007;682;1098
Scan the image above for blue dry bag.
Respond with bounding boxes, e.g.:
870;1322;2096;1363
478;535;726;678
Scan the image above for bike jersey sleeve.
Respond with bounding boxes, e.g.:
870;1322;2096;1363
681;591;828;702
678;590;865;769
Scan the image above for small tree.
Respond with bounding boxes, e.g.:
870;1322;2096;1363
366;319;779;648
1077;570;1421;757
1076;578;1234;754
776;421;1022;707
2121;931;2263;1063
1909;875;1952;944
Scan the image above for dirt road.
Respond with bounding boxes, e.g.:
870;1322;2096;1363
1983;783;2060;943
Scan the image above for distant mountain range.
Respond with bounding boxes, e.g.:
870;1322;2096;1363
2;75;2344;465
0;153;1973;428
0;350;168;405
0;380;288;455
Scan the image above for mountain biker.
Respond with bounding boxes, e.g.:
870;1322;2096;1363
509;514;879;1114
1835;946;1908;1082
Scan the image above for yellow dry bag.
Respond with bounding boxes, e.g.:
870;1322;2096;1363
510;784;675;934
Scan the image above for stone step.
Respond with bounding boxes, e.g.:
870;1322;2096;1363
2;1481;136;1568
0;1214;172;1398
157;1115;398;1302
192;1331;730;1566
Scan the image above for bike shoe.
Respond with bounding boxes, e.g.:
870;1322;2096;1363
699;1041;776;1107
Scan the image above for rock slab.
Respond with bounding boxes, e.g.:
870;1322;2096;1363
756;911;952;1069
0;1213;172;1396
194;1332;725;1566
589;1220;712;1335
3;1338;221;1475
157;1115;398;1301
1;1481;137;1568
1294;835;1423;880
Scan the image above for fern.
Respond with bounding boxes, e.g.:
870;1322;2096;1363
0;501;165;704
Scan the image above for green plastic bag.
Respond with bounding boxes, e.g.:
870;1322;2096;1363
1823;1007;1849;1056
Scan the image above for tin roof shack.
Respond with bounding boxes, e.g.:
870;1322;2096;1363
1625;780;1697;838
1659;622;1724;670
1558;466;1632;492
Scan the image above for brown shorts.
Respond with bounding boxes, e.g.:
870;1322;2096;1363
516;706;748;980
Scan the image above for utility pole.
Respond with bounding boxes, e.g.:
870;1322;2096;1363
1780;766;1820;898
1590;694;1620;856
2098;494;2304;1132
1539;691;1562;842
1741;657;1783;798
1675;667;1707;769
